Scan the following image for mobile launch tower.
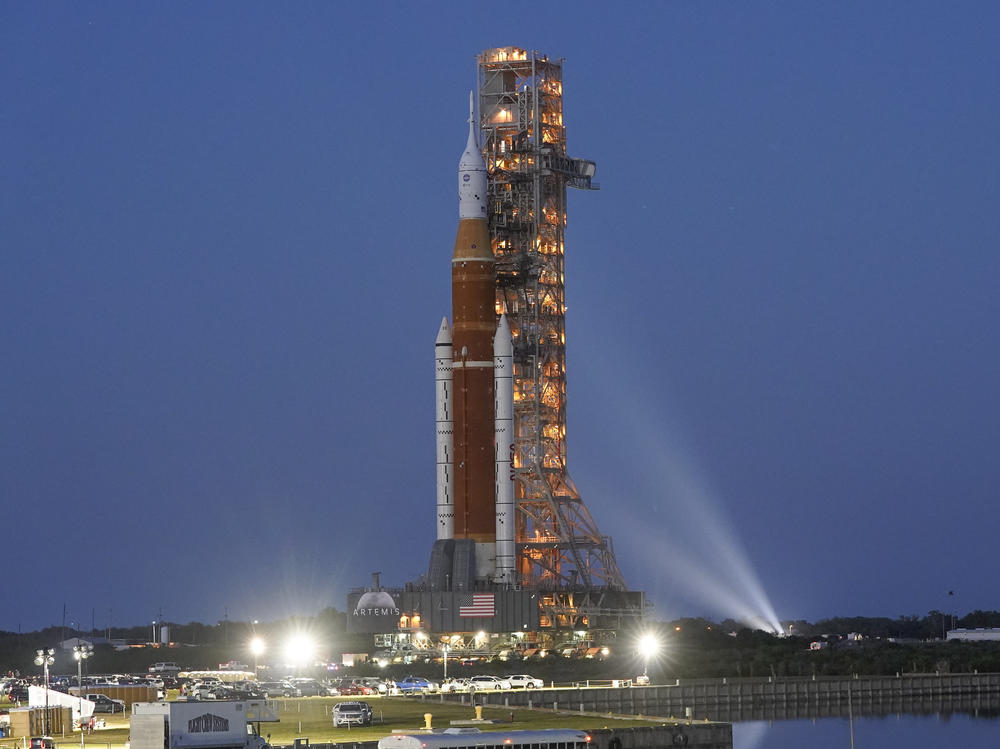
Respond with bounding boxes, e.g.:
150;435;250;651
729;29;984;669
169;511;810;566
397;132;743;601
349;48;644;645
477;48;625;601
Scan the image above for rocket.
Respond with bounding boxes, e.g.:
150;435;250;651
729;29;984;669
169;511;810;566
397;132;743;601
451;91;496;580
433;94;516;585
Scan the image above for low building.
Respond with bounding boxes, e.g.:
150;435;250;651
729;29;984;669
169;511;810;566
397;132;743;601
946;628;1000;641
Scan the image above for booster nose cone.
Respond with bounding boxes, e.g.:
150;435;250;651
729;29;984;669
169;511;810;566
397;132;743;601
494;314;512;357
459;91;488;219
436;316;453;346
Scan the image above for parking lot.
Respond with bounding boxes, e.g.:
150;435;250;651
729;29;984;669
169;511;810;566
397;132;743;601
1;665;659;749
0;693;665;749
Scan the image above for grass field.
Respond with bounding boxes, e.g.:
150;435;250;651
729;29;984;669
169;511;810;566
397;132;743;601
1;696;668;749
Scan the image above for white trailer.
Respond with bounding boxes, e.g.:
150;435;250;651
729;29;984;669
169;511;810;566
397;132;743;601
28;686;96;722
131;701;278;749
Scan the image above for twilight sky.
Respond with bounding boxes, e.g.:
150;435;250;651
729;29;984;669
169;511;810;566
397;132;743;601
3;2;998;634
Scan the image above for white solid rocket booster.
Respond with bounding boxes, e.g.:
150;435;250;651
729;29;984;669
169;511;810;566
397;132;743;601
435;316;454;539
494;313;515;584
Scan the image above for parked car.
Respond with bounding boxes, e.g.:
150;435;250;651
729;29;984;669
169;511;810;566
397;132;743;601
188;684;219;700
226;686;265;700
183;678;222;696
506;674;544;689
183;676;222;692
148;662;181;674
396;676;438;694
469;675;511;691
6;682;29;703
353;677;389;694
319;680;342;696
259;681;301;698
335;681;374;696
288;678;328;697
85;694;125;713
332;701;373;727
440;678;472;693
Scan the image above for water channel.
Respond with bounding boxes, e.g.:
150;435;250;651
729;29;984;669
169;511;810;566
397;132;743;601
680;687;1000;747
468;678;1000;747
733;711;999;748
686;682;1000;746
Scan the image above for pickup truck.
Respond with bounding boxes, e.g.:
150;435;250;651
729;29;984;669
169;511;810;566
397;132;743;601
86;694;126;713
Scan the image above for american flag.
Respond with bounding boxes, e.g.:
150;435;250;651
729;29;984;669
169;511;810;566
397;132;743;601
458;593;495;618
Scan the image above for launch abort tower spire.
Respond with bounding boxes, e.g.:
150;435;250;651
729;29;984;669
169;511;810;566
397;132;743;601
477;48;626;601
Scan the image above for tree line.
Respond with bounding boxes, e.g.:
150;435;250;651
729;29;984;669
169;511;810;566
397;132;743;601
3;609;1000;680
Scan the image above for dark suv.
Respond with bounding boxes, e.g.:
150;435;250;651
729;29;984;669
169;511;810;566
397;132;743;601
289;679;327;696
259;681;300;698
226;685;265;700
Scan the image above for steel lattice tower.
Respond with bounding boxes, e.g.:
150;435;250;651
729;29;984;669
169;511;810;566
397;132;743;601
477;48;627;599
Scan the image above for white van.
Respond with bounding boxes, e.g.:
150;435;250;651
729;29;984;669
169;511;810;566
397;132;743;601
148;662;181;674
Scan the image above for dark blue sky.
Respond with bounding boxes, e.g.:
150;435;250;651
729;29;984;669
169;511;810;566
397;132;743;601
3;2;998;633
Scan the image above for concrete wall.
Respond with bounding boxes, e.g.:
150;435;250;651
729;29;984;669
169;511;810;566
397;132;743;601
587;725;731;749
468;673;1000;720
313;723;732;749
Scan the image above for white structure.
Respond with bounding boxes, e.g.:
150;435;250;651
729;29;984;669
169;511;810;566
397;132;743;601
29;686;95;722
435;317;454;539
131;701;276;749
946;628;1000;641
493;314;515;584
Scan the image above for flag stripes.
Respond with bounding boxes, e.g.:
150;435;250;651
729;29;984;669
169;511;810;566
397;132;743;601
458;593;495;617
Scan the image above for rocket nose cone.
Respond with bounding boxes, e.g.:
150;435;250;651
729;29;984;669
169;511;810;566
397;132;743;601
436;316;453;345
459;92;488;220
496;314;511;337
459;142;486;172
494;314;513;356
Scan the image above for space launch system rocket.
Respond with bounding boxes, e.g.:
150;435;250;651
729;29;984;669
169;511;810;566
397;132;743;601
432;95;515;588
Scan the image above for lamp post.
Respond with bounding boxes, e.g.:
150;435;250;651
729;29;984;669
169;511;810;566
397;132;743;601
638;633;659;680
250;637;265;676
284;634;315;677
74;644;93;747
442;644;449;682
34;648;56;736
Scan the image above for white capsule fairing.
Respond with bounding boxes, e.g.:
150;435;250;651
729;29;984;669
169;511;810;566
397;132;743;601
458;90;488;220
435;316;454;540
493;314;515;584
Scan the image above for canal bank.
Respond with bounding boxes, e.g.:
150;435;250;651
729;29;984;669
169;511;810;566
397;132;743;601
453;672;1000;720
